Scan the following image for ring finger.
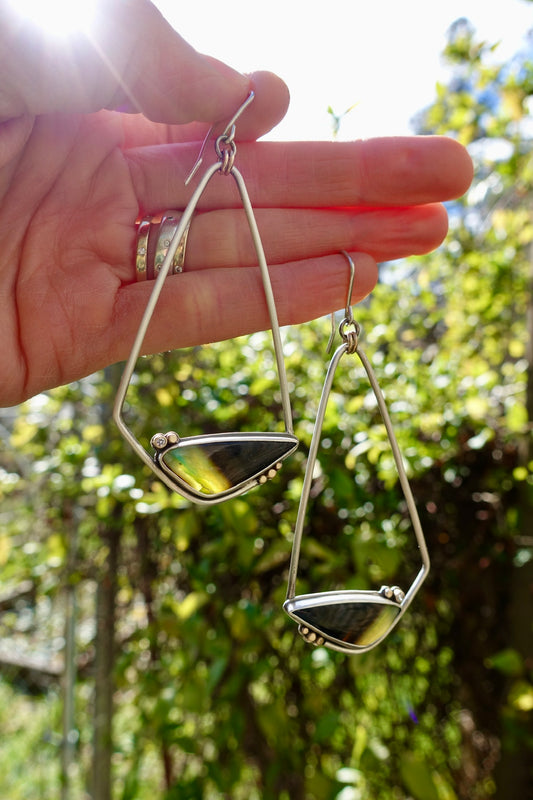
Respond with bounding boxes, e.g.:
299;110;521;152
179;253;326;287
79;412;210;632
180;203;448;270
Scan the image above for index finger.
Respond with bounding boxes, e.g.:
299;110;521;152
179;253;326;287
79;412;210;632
128;136;473;212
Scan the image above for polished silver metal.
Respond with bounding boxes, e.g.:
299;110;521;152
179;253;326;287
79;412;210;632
135;212;190;281
284;251;430;653
185;90;255;185
113;91;297;504
154;211;190;276
326;249;356;353
149;429;295;503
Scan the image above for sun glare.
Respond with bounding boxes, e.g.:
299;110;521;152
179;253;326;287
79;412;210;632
8;0;97;38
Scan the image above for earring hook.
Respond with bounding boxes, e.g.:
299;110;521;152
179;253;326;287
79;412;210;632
185;90;255;185
327;250;357;353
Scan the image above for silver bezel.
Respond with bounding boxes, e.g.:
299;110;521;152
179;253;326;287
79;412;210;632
153;430;299;505
283;590;404;654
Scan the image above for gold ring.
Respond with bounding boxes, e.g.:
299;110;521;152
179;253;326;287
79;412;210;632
135;211;191;281
135;217;151;281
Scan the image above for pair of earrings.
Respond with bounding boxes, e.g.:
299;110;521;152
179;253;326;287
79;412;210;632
113;93;430;654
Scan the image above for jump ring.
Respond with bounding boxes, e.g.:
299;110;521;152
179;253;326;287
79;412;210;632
215;135;237;175
339;319;360;353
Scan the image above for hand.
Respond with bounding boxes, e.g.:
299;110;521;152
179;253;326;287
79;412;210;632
0;0;473;406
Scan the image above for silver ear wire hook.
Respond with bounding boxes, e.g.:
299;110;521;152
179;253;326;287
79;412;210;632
185;90;255;185
326;250;357;354
341;250;356;324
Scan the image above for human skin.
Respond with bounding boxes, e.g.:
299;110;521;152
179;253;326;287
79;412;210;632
0;0;473;406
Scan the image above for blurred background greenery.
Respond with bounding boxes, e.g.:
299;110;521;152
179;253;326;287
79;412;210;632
1;18;533;800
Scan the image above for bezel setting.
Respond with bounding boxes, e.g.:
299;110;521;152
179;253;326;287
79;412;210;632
283;586;405;654
149;430;299;504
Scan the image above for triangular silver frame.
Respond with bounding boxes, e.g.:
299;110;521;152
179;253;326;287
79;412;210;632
284;323;430;653
113;108;297;505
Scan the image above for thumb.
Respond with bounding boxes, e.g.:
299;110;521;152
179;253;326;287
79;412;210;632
0;0;251;124
100;1;253;124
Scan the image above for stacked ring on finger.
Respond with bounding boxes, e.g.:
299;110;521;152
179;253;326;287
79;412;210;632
135;210;191;281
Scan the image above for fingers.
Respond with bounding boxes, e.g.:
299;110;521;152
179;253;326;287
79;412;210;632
236;71;291;140
97;1;252;124
117;70;290;148
174;204;449;270
111;252;379;360
128;136;473;213
1;0;288;132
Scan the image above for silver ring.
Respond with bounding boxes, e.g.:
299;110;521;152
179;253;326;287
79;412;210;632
135;211;191;281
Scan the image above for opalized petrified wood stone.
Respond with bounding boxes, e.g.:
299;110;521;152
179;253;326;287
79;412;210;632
160;434;298;496
290;599;401;647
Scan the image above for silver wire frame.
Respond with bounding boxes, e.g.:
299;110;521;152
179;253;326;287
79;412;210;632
284;339;430;652
113;158;296;504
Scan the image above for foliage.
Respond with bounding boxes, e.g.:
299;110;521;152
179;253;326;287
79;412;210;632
1;14;533;800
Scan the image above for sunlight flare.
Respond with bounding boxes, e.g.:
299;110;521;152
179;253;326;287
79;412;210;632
8;0;98;38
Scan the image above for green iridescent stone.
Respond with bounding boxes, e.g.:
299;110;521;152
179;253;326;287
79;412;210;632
160;436;296;496
295;601;401;647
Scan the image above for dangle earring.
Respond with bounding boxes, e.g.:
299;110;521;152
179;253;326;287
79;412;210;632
113;92;298;504
283;251;430;654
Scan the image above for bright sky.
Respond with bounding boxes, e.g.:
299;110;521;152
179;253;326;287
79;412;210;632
156;0;532;141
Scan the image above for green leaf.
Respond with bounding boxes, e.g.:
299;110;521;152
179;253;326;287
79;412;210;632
352;724;369;764
0;535;11;566
508;680;533;712
253;539;290;573
206;656;228;693
174;509;201;552
485;648;524;677
400;753;440;800
175;591;209;621
314;710;340;743
506;401;528;432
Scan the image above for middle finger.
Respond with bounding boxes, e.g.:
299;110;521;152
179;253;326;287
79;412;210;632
126;137;473;212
